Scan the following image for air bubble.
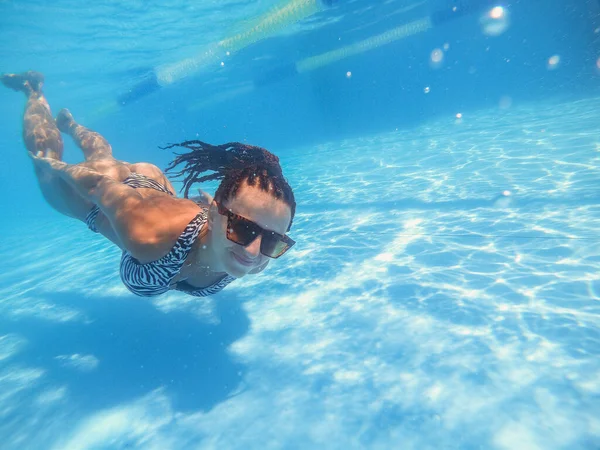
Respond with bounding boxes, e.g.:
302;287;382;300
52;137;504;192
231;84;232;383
481;6;509;36
547;55;560;70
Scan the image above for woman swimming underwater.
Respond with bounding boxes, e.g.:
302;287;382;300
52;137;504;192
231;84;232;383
2;71;296;297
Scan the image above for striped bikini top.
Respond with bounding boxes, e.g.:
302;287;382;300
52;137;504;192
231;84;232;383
94;173;235;297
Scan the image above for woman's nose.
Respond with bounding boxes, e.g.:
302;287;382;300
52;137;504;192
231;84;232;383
243;234;262;257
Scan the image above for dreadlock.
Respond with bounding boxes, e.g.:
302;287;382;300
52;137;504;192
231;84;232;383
163;140;296;231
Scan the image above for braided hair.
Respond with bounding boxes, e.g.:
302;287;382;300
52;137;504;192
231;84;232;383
163;140;296;231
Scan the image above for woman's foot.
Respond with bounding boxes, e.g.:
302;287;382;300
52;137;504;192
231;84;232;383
1;71;44;95
56;108;76;133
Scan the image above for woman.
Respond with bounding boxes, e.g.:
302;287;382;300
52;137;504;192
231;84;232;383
2;71;296;297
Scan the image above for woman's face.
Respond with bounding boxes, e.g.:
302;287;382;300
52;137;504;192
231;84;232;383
208;180;292;278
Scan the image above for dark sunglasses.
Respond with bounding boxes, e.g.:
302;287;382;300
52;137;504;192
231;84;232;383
216;202;295;259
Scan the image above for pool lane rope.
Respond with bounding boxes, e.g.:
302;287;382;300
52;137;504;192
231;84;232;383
187;0;497;111
118;0;334;106
254;0;497;86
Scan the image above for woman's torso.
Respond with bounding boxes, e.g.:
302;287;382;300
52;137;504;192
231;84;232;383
118;198;235;297
82;160;235;296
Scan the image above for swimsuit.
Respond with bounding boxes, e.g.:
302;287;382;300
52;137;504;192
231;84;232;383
86;172;235;297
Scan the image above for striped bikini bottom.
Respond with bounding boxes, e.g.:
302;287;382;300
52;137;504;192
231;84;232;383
85;172;173;233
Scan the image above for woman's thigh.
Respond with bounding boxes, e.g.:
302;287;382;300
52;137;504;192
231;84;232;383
36;158;131;222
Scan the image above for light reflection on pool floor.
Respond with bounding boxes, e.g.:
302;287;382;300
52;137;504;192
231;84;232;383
0;96;599;449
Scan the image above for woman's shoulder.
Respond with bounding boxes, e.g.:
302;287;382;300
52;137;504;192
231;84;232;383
150;197;206;233
125;198;205;263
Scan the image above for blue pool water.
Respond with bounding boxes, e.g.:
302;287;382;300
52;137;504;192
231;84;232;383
0;0;599;448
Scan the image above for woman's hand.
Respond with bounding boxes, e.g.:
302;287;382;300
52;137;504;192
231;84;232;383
190;188;214;205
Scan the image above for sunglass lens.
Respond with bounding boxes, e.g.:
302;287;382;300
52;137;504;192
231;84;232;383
227;215;259;246
261;232;289;258
226;213;291;258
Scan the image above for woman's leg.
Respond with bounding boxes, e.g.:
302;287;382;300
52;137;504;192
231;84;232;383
3;72;153;248
54;108;177;194
56;108;114;161
1;71;92;219
2;71;63;158
54;108;174;193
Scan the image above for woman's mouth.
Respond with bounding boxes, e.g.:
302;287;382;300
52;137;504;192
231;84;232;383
232;252;256;267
